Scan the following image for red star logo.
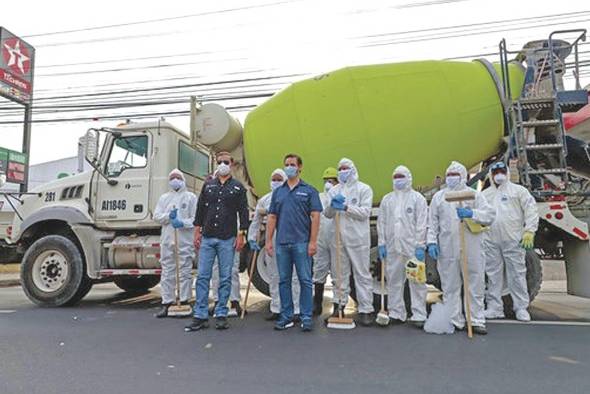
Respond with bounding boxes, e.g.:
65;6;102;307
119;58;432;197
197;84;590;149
2;38;31;76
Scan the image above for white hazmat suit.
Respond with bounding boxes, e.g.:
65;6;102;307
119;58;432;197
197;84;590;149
377;165;428;322
248;169;300;314
324;158;374;313
153;169;198;305
427;161;495;328
313;190;335;285
483;168;538;317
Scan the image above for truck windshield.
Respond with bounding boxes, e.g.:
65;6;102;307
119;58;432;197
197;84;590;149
106;135;148;177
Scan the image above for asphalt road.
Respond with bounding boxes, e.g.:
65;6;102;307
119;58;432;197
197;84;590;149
1;282;590;394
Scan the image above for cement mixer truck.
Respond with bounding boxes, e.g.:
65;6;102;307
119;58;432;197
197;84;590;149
1;29;589;311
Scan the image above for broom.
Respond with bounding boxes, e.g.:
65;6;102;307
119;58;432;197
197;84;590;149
167;227;193;317
327;212;356;329
375;254;389;326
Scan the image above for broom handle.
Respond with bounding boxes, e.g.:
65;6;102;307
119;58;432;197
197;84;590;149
380;256;385;314
459;202;473;338
335;212;344;319
241;228;262;319
174;228;181;307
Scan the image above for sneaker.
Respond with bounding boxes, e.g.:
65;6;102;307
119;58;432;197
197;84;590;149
215;316;229;330
293;314;301;323
228;301;242;318
184;318;209;332
484;309;505;319
472;325;488;335
515;309;531;322
301;320;313;332
358;312;375;327
265;312;280;321
409;320;425;329
274;319;295;331
154;304;171;318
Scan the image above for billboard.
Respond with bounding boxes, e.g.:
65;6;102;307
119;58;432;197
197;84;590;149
0;147;27;184
0;27;34;104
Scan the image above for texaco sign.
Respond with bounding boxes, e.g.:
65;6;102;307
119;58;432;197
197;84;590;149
0;27;35;104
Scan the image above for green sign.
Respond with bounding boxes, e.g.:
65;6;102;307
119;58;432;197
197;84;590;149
0;146;27;184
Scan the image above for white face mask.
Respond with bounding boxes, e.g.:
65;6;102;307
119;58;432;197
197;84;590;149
493;173;507;185
270;180;283;191
324;181;334;192
393;177;408;190
338;169;352;183
216;163;231;177
169;178;184;191
446;175;461;189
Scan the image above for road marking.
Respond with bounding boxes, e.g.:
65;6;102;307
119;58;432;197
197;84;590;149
0;310;16;314
548;356;580;365
487;319;590;327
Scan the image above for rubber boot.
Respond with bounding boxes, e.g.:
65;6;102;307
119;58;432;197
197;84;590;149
313;283;325;316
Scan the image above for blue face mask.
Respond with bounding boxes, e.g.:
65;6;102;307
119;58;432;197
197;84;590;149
169;179;184;191
270;180;283;191
393;178;408;190
338;169;352;183
284;166;298;179
446;175;461;189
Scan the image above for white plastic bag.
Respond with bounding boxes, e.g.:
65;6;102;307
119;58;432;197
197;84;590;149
424;302;455;334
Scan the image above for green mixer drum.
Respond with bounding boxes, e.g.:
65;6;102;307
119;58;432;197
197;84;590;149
243;60;523;201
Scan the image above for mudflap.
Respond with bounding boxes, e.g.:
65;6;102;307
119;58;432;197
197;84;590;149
563;238;590;298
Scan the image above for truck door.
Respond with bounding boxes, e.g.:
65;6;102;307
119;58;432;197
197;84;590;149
94;132;151;222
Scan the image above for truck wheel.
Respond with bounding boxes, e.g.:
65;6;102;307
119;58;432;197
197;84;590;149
502;250;543;317
113;276;160;293
21;235;89;307
247;247;271;297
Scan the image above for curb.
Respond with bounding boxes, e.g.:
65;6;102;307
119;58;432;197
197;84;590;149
0;278;20;288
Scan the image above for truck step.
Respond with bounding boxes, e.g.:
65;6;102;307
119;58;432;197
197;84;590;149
519;119;560;127
557;90;589;113
527;168;567;175
99;269;162;276
525;143;564;150
518;97;554;110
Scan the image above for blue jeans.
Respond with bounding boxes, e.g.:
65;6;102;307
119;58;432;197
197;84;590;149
275;242;313;323
194;236;236;319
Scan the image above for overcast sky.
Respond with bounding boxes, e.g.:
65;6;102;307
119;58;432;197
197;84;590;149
0;0;588;165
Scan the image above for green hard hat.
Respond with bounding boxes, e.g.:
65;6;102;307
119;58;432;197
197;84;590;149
322;167;338;179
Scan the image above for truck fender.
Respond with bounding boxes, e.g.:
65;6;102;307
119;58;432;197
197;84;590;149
18;206;92;240
538;202;589;241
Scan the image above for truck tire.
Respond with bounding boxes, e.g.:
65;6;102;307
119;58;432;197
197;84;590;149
502;250;543;317
113;276;160;293
247;246;271;297
21;235;90;307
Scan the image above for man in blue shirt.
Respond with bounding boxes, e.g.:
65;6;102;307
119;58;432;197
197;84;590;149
266;153;322;331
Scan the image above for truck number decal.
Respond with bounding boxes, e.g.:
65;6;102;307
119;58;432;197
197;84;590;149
101;199;127;211
45;192;56;202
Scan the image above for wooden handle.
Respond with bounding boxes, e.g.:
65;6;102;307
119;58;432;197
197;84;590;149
174;228;181;307
380;256;386;314
459;202;473;338
334;212;344;311
241;229;262;319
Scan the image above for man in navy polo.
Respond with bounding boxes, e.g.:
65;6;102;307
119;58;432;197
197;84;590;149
265;153;322;331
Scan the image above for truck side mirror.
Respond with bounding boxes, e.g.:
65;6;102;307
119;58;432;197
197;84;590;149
81;130;100;164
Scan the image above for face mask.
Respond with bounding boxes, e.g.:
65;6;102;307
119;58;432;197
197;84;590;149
216;163;231;176
169;179;184;191
284;166;298;179
270;180;283;191
446;175;461;189
338;169;352;183
493;173;507;185
393;178;408;190
324;181;334;192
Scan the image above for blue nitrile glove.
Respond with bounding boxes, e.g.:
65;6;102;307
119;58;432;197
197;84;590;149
378;245;387;260
415;247;425;261
331;194;346;211
169;208;178;220
249;240;261;251
171;218;184;229
427;243;439;260
456;207;473;219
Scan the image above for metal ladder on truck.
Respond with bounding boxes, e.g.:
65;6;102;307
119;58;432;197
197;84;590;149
499;29;588;197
